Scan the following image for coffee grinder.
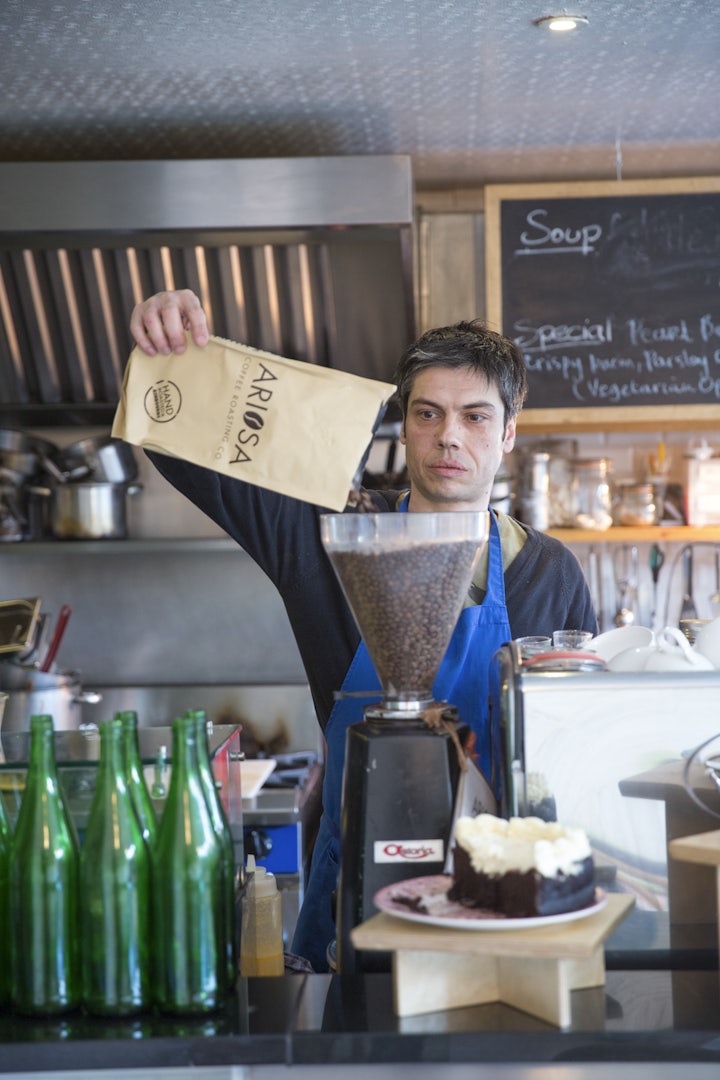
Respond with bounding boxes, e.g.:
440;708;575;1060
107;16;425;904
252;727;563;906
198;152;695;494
320;510;488;974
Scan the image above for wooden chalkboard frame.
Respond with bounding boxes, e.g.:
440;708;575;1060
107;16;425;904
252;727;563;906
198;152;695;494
485;176;720;434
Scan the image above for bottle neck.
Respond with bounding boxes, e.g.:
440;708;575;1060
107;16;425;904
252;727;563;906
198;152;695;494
159;715;216;848
98;719;128;790
191;713;211;771
28;715;58;782
168;714;201;794
119;713;142;773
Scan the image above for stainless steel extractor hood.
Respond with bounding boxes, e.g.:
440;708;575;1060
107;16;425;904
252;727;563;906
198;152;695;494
0;157;415;427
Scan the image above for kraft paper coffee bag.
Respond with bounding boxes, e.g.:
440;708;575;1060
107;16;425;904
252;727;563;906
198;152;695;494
112;334;395;511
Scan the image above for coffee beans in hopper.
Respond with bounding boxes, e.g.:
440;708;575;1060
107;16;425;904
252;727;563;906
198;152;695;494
329;540;480;697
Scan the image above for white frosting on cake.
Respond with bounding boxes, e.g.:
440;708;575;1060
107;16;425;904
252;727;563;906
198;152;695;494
453;814;591;878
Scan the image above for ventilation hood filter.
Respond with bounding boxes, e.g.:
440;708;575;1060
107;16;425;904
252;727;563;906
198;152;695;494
0;157;415;427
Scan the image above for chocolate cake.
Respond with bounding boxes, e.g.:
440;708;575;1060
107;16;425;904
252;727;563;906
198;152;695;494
448;814;595;918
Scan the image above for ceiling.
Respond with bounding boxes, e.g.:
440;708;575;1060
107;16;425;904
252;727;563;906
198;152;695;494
1;0;719;189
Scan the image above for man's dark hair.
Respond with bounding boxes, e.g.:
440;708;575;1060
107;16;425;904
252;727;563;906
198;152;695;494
394;320;528;428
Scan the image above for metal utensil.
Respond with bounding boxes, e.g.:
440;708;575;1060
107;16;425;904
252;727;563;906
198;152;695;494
40;603;72;672
649;543;665;629
614;544;638;627
679;545;698;622
585;546;603;629
710;548;720;618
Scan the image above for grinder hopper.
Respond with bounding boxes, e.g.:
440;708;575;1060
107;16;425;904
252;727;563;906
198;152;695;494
320;510;488;974
321;511;488;710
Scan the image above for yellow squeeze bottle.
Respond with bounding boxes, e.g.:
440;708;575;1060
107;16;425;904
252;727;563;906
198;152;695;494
240;855;284;977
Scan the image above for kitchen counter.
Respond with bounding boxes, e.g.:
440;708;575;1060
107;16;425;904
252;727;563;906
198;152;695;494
2;744;719;1077
1;954;720;1075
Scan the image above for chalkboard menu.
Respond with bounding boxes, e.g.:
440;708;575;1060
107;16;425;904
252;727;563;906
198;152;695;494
485;178;720;432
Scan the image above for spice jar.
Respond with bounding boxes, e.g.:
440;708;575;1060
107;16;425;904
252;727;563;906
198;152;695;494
571;458;613;530
613;482;658;526
517;451;550;530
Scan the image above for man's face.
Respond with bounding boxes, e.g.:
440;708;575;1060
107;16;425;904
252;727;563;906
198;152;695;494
400;365;516;512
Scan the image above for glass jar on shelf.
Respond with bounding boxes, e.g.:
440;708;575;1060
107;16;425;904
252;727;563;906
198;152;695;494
571;458;613;530
613;481;659;526
517;451;550;530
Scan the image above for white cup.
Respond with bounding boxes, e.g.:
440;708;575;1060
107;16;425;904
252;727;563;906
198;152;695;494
586;625;655;663
643;626;714;673
606;645;658;672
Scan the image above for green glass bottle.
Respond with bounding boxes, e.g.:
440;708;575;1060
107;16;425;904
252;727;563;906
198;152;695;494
0;787;11;1007
10;714;80;1015
117;710;157;847
79;718;151;1016
188;710;238;993
152;714;225;1014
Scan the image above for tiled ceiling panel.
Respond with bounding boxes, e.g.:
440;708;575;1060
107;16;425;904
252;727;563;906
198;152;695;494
1;0;719;185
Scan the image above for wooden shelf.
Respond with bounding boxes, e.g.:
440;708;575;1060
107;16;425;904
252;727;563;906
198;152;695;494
0;538;237;555
546;526;720;544
3;530;719;551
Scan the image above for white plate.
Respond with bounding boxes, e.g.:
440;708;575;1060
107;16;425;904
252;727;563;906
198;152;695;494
374;875;606;931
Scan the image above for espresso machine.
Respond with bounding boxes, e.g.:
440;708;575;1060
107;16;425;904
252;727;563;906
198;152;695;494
320;511;488;974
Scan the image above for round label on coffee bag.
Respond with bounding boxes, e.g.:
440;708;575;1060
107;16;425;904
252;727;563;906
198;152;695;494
144;379;182;422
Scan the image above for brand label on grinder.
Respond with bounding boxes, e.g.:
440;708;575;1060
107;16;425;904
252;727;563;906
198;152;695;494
373;840;444;863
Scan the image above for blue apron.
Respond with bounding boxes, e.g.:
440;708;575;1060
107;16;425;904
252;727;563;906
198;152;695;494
291;508;512;972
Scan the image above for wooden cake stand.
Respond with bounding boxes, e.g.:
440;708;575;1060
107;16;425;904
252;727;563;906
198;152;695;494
350;892;634;1027
669;828;720;941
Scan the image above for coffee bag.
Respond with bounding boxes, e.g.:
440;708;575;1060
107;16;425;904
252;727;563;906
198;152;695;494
112;334;395;510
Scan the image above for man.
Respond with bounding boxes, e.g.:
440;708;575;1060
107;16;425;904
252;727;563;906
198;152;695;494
130;290;597;971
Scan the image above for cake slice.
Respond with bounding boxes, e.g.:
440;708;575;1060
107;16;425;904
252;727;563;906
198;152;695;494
448;814;595;918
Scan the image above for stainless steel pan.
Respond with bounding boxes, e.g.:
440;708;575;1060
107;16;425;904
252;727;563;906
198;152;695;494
55;436;138;484
0;665;101;732
28;481;142;540
0;428;58;458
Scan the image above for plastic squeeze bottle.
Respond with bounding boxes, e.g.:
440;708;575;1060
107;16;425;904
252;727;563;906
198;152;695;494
240;855;284;976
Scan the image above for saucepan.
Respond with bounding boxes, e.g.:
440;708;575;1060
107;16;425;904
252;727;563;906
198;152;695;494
0;448;41;481
53;436;139;484
0;428;60;483
0;428;58;459
0;665;101;732
27;481;142;540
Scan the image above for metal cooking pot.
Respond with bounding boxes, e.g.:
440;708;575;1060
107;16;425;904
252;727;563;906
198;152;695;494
56;436;139;484
0;428;58;459
0;429;60;485
0;665;101;732
0;448;41;480
29;481;142;540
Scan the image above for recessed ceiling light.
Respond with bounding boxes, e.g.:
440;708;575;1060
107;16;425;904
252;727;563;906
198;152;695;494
533;14;589;32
